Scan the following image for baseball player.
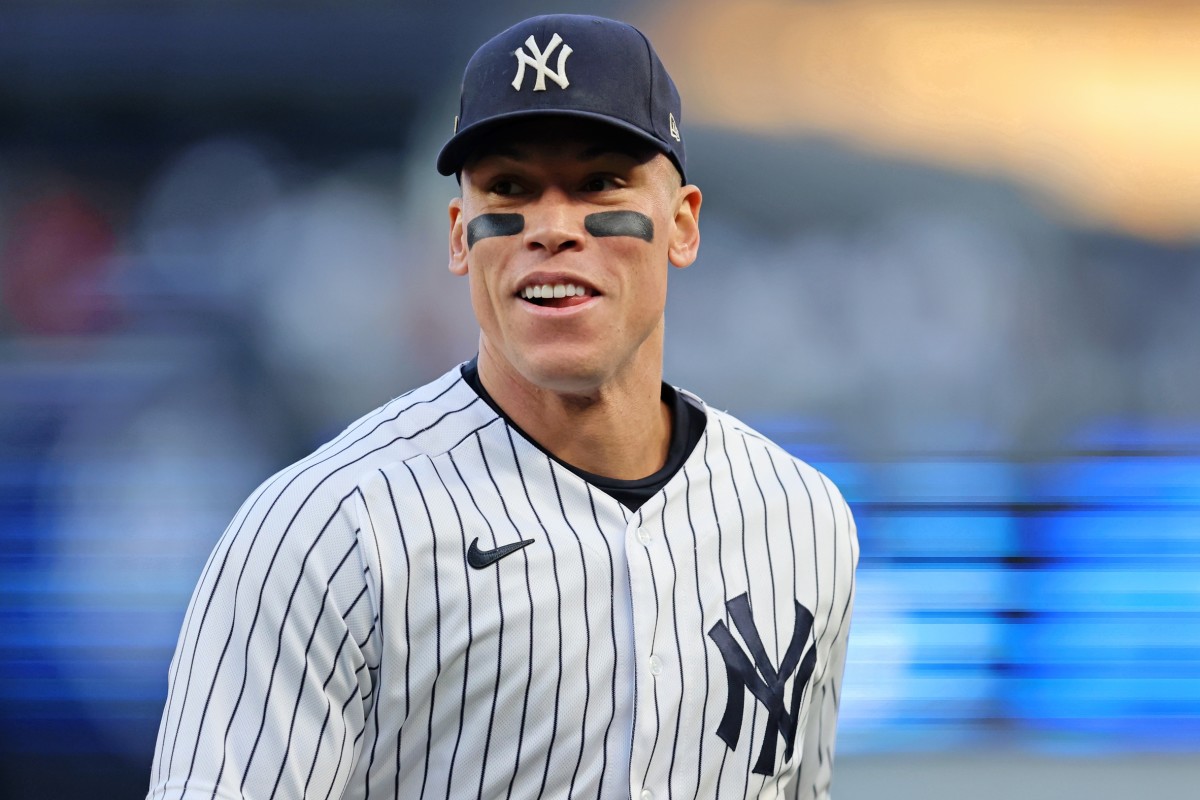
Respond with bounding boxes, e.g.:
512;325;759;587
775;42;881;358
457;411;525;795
147;13;857;800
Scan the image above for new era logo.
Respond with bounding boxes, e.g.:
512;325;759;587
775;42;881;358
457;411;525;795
512;33;573;91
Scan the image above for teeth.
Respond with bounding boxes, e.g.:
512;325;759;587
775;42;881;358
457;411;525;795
521;283;589;299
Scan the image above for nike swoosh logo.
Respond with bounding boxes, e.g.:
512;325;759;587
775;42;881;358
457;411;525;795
467;537;534;569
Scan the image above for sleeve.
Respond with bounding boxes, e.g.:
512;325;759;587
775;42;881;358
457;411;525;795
792;488;859;800
146;480;382;800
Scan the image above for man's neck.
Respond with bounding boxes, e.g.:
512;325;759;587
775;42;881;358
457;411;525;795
476;348;672;481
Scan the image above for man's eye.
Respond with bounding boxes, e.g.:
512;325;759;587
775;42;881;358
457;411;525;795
582;176;618;192
490;179;524;196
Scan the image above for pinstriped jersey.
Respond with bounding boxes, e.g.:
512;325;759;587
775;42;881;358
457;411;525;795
147;364;857;800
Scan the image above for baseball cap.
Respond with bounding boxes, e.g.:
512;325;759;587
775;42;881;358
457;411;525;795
437;14;686;181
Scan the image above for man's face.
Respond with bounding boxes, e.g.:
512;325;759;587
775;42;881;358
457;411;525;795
448;118;701;396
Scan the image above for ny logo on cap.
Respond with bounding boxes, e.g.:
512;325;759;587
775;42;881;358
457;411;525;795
512;33;573;92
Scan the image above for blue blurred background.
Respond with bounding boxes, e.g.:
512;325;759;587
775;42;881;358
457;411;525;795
2;1;1199;798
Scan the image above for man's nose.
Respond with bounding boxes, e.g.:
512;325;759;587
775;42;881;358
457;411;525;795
522;189;582;254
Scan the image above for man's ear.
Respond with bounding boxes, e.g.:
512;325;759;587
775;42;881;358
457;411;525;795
667;184;702;269
448;197;468;276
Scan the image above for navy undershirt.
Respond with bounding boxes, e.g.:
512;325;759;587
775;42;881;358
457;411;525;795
460;359;707;511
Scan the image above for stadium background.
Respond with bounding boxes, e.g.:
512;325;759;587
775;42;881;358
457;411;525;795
1;1;1198;797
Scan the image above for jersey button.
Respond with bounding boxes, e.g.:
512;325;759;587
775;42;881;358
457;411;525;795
637;527;652;545
640;791;655;800
648;654;663;676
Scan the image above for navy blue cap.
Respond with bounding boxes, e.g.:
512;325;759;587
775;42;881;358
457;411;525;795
437;14;686;180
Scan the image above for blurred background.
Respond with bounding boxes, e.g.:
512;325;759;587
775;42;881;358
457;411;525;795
1;1;1198;798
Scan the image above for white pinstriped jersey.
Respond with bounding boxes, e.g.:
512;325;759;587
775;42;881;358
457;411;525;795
148;364;857;800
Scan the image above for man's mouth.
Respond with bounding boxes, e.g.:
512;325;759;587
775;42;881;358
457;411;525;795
518;282;596;308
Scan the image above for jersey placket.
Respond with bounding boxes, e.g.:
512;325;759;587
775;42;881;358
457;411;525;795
624;490;672;800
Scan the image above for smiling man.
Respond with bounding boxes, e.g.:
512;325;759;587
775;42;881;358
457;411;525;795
148;14;857;800
448;118;699;484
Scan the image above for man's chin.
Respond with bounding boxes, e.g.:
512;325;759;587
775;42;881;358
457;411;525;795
518;361;609;398
482;333;657;399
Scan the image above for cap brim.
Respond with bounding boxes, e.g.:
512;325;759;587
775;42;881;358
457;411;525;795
436;108;684;181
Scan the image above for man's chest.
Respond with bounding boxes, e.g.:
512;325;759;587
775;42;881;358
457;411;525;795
361;445;833;787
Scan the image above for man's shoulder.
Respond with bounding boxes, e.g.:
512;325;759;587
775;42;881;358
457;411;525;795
229;364;495;532
689;396;851;510
689;398;795;463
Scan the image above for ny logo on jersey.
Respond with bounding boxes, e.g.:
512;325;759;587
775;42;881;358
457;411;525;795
512;33;573;91
708;593;818;775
